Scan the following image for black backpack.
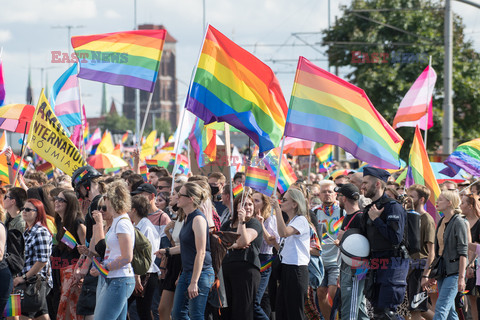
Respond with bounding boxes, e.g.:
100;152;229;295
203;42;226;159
5;228;25;275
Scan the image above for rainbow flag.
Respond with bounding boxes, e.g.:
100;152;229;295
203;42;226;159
13;157;28;176
406;126;441;220
185;25;288;153
0;59;5;106
71;30;167;92
262;148;297;194
83;121;89;145
169;154;189;175
146;159;167;168
245;167;271;193
232;184;244;197
74;169;89;185
140;165;149;181
121;132;128;144
319;161;334;173
260;256;276;272
188;117;216;167
36;162;54;180
92;257;109;278
332;216;344;233
61;227;78;249
393;65;436;130
315;144;333;163
2;294;21;317
285;57;404;169
441;138;480;178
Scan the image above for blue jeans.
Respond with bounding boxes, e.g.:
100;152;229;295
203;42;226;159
254;254;272;320
172;268;214;320
434;275;459;320
94;276;135;320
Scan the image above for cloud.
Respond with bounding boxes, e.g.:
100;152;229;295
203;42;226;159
0;30;12;43
105;9;121;19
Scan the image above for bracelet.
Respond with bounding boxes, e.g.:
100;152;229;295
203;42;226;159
165;247;171;257
22;274;27;280
421;275;429;278
6;162;11;166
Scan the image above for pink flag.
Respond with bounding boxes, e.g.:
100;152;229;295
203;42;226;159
392;65;436;130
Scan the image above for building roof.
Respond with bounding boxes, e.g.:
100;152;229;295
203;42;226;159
138;24;177;43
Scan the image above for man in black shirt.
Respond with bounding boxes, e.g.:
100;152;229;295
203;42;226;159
334;183;369;320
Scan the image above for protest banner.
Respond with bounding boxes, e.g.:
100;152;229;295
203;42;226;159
28;91;86;176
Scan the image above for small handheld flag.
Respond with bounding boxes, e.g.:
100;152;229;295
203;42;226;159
332;216;344;233
232;184;244;197
61;227;78;249
2;294;21;317
92;257;109;278
140;165;149;181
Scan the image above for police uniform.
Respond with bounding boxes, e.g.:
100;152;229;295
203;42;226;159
362;168;409;319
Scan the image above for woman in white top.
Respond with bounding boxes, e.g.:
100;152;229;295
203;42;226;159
128;195;160;320
274;188;310;320
93;180;135;320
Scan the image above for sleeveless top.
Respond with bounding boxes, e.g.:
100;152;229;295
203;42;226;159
180;209;212;272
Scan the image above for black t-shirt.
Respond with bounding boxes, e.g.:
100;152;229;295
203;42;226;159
341;210;364;231
221;218;263;269
471;219;480;243
85;194;102;246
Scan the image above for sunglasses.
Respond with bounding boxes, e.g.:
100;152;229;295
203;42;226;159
99;205;107;212
54;196;67;203
4;195;12;200
179;193;189;198
21;207;37;213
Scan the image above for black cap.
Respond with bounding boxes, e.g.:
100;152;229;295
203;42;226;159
132;183;157;196
334;183;360;200
363;167;390;183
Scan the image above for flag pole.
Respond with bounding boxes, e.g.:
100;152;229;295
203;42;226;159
77;65;87;159
170;107;187;195
307;142;314;183
224;122;234;214
424;56;432;147
460;178;480;194
139;90;155;141
273;137;287;199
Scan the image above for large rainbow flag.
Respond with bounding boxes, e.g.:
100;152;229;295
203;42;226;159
262;147;297;194
441;138;480;178
285;57;404;169
185;25;288;153
406;126;440;220
71;30;166;92
188;117;216;167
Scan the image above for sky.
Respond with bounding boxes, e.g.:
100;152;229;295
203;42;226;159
1;0;480;120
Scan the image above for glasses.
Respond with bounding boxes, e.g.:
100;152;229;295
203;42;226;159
99;205;107;212
4;195;12;200
54;196;67;203
21;207;37;213
179;193;189;198
156;185;169;190
281;197;288;203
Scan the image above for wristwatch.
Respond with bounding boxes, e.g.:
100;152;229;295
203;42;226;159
165;247;171;257
22;274;27;281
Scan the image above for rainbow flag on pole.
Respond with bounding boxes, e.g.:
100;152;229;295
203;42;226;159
188;117;217;167
406;126;441;221
61;227;78;249
232;184;244;197
72;30;167;92
441;138;480;178
92;257;109;278
36;162;54;180
185;25;288;153
2;294;21;317
245;167;271;193
285;57;404;169
262;148;297;194
314;144;333;163
140;165;149;181
13;157;28;176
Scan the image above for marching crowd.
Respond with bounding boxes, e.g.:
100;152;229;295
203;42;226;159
0;150;479;320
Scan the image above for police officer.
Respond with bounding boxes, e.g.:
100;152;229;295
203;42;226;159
361;167;409;320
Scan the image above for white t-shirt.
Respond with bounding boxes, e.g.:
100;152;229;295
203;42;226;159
280;215;310;266
105;214;135;278
171;220;185;245
136;217;160;274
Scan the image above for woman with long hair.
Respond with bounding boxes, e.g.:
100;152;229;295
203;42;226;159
461;193;480;320
428;190;468;320
92;180;135;319
0;209;12;314
252;191;278;320
275;188;310;320
155;182;214;319
221;192;263;320
53;190;86;320
12;199;53;320
158;186;185;320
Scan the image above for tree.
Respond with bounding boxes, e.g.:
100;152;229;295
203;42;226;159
323;0;480;159
98;113;135;133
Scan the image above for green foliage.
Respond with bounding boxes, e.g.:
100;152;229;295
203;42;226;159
98;113;135;132
323;0;480;159
143;118;172;139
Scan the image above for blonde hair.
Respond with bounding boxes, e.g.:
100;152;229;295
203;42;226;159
183;182;208;209
441;190;462;215
105;180;131;213
287;188;307;217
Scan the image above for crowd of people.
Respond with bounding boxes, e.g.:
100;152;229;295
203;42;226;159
0;149;479;320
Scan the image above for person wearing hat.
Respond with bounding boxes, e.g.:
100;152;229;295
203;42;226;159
334;183;369;320
361;167;409;320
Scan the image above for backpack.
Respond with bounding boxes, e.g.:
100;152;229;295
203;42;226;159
5;228;25;275
117;218;152;276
